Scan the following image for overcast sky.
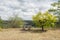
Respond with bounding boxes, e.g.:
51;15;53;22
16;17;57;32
0;0;58;20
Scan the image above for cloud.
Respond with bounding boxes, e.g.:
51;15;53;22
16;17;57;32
0;0;57;20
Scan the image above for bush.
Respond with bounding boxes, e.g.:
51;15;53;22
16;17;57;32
8;14;24;28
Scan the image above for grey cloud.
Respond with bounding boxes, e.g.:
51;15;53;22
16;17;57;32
0;0;57;20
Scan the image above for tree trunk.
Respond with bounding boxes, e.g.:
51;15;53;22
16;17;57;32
42;26;44;31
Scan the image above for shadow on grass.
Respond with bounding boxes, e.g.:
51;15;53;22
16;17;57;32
30;30;47;33
21;29;47;33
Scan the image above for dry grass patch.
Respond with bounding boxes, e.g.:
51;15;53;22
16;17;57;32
0;28;60;40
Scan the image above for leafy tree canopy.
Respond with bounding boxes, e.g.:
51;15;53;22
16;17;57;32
32;11;58;28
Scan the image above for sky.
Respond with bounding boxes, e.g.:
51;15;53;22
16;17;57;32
0;0;58;20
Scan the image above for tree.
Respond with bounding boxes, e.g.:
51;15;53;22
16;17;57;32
48;0;60;22
8;14;24;28
32;11;57;31
48;0;60;27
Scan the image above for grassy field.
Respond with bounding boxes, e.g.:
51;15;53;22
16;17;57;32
0;28;60;40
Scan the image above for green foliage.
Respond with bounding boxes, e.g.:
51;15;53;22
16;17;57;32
0;17;3;28
8;14;24;28
51;2;58;7
32;11;57;28
48;8;57;12
49;0;60;13
49;0;60;22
